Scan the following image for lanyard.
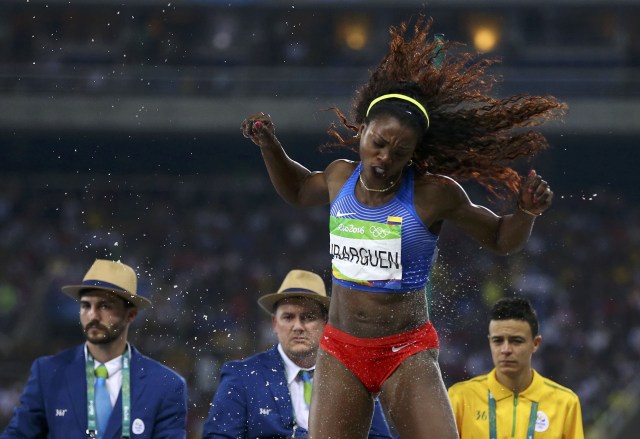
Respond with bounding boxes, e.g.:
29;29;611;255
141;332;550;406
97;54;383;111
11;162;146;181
488;391;538;439
85;348;131;438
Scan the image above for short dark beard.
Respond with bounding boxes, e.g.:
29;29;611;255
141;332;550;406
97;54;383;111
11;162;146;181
83;321;125;345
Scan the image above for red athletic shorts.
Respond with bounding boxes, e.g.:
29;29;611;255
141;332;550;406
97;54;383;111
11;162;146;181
319;321;439;393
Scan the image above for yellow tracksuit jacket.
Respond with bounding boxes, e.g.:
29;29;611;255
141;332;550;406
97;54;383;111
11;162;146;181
448;369;584;439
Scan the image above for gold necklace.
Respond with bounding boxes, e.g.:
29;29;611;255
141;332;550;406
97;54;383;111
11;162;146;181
358;171;402;193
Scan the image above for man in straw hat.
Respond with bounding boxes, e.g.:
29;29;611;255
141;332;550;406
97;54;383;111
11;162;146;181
202;269;392;438
1;259;187;439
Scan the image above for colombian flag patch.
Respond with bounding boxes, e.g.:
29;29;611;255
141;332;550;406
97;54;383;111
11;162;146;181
386;216;403;226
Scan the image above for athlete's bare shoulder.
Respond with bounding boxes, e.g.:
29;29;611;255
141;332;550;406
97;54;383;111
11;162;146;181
325;159;357;200
326;159;357;174
416;173;467;203
325;159;357;184
414;173;471;223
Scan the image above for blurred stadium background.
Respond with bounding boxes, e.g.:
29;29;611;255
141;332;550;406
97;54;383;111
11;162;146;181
0;0;639;437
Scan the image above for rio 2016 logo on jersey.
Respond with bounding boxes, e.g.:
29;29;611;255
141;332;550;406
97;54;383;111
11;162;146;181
336;223;365;235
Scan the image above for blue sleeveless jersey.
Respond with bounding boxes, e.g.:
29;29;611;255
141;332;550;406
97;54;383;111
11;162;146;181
329;163;438;293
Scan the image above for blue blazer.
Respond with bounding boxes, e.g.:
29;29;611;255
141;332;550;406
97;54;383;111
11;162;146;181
202;345;392;439
1;344;187;439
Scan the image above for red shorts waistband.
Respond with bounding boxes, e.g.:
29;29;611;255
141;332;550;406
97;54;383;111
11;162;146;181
323;321;438;349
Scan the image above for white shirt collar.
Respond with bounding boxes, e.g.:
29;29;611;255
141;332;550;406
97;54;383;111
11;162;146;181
277;343;314;385
84;342;131;376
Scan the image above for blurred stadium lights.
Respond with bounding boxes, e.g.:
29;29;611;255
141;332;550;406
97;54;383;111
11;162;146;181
467;15;502;53
336;15;370;51
0;0;638;135
473;28;499;52
210;16;236;51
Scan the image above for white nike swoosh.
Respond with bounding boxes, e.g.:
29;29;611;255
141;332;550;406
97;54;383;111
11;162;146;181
335;211;356;217
391;342;416;353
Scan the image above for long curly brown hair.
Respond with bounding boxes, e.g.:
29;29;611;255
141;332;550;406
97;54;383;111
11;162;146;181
327;15;567;198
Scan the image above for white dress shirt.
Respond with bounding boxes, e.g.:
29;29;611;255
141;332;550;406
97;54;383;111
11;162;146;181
85;343;129;407
277;343;314;430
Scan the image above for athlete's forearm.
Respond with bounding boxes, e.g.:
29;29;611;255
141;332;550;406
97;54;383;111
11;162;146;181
493;211;536;255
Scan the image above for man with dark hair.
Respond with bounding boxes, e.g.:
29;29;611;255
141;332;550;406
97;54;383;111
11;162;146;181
202;269;391;438
1;259;187;439
448;297;584;439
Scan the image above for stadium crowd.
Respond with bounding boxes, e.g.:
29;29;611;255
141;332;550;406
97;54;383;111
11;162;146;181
2;3;637;98
0;171;638;437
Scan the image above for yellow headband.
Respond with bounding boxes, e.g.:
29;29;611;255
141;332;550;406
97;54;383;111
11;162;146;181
366;93;430;129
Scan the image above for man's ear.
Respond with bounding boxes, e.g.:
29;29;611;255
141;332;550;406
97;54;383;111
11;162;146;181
126;307;138;324
532;334;542;353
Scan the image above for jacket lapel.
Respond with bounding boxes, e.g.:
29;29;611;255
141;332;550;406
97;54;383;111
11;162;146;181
129;346;146;413
65;345;88;431
105;346;145;438
263;346;294;428
105;391;123;439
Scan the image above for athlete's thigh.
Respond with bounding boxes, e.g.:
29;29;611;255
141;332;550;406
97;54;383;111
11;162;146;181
379;349;459;439
308;349;375;439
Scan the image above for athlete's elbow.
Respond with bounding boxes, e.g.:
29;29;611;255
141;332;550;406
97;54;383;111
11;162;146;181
492;241;527;256
278;193;322;209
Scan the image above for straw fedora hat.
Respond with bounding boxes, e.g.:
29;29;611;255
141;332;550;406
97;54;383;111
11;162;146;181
257;269;330;314
61;259;152;309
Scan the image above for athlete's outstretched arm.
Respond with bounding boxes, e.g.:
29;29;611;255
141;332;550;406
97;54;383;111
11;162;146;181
241;113;329;207
433;170;552;255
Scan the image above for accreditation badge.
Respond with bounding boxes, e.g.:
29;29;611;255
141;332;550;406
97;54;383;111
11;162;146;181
535;411;550;432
